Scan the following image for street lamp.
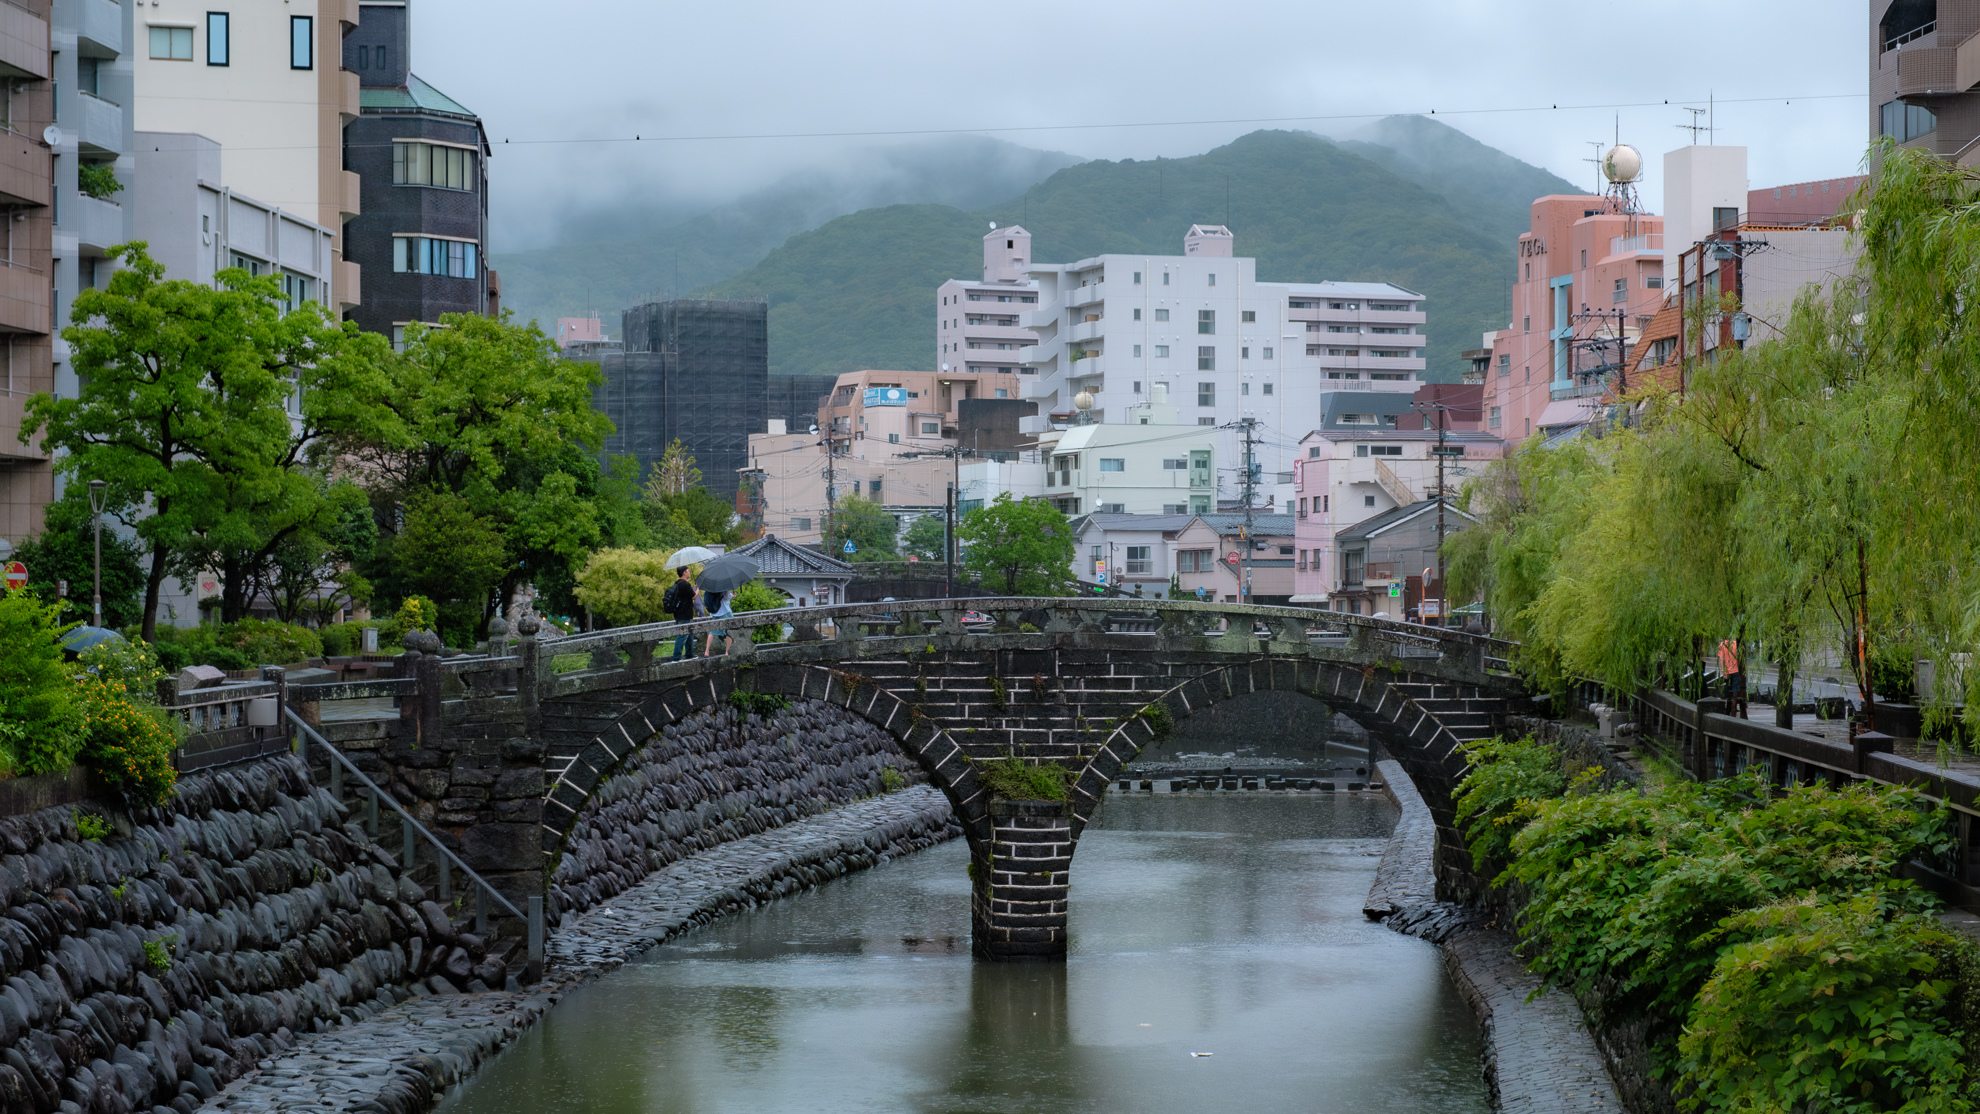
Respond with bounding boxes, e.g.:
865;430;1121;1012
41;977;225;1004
86;480;105;627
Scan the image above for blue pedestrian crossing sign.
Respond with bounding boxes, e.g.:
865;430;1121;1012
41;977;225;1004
843;540;856;554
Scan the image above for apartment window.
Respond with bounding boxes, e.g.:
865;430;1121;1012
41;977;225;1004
228;252;264;276
1881;100;1937;142
1052;497;1081;515
206;13;229;64
1154;308;1169;322
1197;346;1215;370
1133;345;1142;357
1163;458;1187;470
1099;458;1125;472
1524;263;1531;281
392;236;479;278
290;16;313;69
1133;381;1142;393
1343;551;1364;584
1198;310;1215;335
1241;347;1249;359
868;479;883;497
277;272;313;312
1177;549;1215;573
1240;382;1249;396
1262;347;1273;359
1164;504;1188;515
1307;345;1323;356
1162;273;1170;285
1355;445;1402;457
888;433;900;444
1364;495;1376;508
1207;273;1217;286
1099;503;1126;514
393;143;474;190
1133;271;1142;284
1308;447;1322;458
1197;382;1214;406
1155;345;1169;358
1339;413;1366;425
1198;417;1215;426
1124;546;1151;574
921;422;938;434
1497;354;1510;375
1522;316;1530;333
149;25;193;60
1488;406;1502;428
1132;308;1142;320
789;517;811;532
1262;382;1273;395
1241;310;1256;323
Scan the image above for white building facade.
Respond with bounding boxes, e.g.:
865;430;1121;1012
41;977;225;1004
999;225;1427;482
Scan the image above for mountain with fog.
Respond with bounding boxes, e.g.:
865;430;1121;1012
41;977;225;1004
698;121;1578;382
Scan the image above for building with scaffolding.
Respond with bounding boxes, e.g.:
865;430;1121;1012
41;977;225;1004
577;299;768;499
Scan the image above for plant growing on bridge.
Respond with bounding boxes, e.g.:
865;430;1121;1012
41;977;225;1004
972;756;1070;802
728;691;790;718
1136;702;1174;739
880;766;906;793
1452;735;1567;870
989;676;1007;712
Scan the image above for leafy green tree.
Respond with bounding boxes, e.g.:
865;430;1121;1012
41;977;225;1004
391;491;509;621
901;514;948;562
824;494;897;560
730;579;791;644
648;485;742;548
14;495;146;629
958;493;1074;596
644;439;702;500
573;547;674;627
23;242;393;638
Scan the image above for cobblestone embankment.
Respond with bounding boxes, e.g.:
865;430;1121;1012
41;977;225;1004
1367;759;1622;1114
199;786;957;1114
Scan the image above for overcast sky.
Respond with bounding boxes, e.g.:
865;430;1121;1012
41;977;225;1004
409;0;1873;252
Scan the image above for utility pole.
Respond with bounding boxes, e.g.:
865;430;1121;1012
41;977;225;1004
1435;407;1447;626
87;479;105;627
822;433;836;549
1238;418;1259;605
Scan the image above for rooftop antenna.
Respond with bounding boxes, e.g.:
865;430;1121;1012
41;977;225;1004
1677;107;1708;144
1584;141;1606;193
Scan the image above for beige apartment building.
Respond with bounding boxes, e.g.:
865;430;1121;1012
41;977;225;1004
133;0;361;311
0;0;55;546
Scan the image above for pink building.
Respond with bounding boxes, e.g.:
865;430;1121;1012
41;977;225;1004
1483;197;1665;442
555;317;604;347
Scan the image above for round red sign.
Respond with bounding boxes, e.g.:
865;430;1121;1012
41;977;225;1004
3;561;25;591
1224;552;1240;565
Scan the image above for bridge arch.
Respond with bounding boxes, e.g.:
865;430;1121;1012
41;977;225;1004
536;634;1514;958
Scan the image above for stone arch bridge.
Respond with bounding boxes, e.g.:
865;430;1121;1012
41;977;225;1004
292;599;1526;960
483;598;1527;959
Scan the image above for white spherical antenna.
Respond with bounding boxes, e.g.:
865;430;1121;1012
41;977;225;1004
989;222;997;230
1602;144;1643;184
1073;390;1095;412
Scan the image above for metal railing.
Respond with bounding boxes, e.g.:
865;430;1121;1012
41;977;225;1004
287;709;544;978
1886;20;1935;50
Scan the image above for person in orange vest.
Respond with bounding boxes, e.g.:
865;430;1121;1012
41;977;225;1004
1717;638;1746;718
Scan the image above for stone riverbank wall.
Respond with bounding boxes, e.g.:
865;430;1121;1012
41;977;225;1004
1367;759;1624;1114
548;699;929;920
0;754;529;1114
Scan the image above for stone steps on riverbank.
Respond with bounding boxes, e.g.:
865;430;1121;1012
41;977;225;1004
197;787;958;1114
1366;760;1622;1114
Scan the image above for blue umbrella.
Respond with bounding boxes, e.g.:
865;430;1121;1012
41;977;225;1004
61;626;124;653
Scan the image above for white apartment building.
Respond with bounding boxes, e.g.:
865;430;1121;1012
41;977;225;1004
966;224;1426;483
1037;384;1215;516
935;225;1039;376
133;0;360;311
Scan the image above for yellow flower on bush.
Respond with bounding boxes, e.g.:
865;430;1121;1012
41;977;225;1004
75;676;179;806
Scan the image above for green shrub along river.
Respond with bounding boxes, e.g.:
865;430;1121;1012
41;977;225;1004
1458;736;1980;1112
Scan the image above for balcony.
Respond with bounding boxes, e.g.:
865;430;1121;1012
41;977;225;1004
1064;284;1103;310
76;0;119;55
1067;318;1104;344
0;261;49;335
337;69;359;123
0;2;46;82
76;92;122;156
338;169;361;220
70;193;120;252
0;129;49;207
334;258;360;311
1609;232;1663;256
0;391;43;461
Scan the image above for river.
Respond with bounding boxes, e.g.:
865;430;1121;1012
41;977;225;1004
436;793;1489;1114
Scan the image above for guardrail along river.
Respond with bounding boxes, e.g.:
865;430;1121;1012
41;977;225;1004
435;794;1488;1113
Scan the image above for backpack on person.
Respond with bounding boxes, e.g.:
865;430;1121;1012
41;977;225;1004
662;579;692;616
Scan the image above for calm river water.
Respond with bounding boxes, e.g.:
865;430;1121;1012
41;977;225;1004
436;794;1489;1114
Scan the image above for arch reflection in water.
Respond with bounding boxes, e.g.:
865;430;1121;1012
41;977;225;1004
436;795;1488;1114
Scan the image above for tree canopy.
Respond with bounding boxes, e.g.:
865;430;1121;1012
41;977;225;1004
958;494;1074;596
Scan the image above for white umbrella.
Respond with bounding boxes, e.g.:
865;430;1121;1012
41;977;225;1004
663;546;720;569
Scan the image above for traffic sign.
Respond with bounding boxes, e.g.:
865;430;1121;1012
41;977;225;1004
1388;584;1401;598
3;561;24;591
1224;552;1239;565
842;540;856;554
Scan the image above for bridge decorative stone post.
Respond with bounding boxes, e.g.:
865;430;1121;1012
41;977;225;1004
973;799;1073;960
